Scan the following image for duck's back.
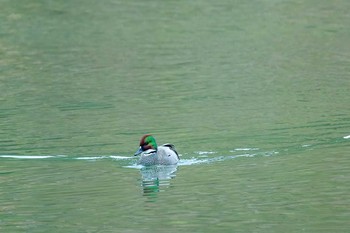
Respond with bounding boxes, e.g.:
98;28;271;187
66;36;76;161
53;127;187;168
157;144;179;165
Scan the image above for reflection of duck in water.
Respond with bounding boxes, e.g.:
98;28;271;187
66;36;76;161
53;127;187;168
140;165;178;197
134;134;180;166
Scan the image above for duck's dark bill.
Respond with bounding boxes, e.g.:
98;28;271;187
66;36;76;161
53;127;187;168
134;147;143;156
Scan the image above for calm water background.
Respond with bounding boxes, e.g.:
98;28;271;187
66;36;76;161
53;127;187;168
1;0;349;232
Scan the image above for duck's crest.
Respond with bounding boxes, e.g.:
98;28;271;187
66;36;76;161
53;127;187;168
140;134;152;145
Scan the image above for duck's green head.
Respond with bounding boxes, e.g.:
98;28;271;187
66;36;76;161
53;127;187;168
134;134;158;156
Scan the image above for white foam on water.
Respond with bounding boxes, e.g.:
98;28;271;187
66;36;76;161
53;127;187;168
178;158;210;166
233;153;256;158
195;151;217;155
0;155;60;159
75;155;133;160
0;154;133;161
231;148;259;152
0;149;266;168
109;155;132;160
178;153;256;166
75;156;105;160
124;164;143;169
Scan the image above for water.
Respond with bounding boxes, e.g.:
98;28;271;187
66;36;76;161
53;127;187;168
1;0;349;232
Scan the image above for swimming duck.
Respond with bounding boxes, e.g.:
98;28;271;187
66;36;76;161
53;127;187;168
134;134;180;166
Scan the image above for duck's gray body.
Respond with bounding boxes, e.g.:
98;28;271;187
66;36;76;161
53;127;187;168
138;144;179;166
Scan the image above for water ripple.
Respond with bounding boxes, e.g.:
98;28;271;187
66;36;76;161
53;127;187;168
0;132;346;165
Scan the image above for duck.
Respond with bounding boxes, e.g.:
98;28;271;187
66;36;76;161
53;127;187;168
134;134;180;166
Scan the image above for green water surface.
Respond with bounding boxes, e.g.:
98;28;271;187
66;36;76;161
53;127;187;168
1;0;349;232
